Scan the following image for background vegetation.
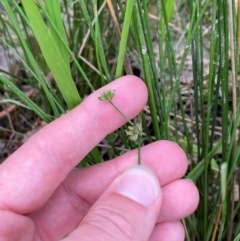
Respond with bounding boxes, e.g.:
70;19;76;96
0;0;240;240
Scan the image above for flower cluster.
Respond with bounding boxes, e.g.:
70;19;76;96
98;89;142;143
125;123;142;142
98;89;115;101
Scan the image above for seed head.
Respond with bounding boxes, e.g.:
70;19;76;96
125;123;142;142
98;89;115;101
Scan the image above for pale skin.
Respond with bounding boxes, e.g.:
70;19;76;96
0;76;199;241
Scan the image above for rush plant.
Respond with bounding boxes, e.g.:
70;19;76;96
1;0;240;239
98;89;143;165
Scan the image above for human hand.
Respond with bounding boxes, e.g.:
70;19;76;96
0;76;199;241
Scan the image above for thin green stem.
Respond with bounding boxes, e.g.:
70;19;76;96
138;135;141;165
109;101;133;125
132;2;161;140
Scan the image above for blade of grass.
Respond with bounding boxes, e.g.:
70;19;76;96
0;99;31;109
114;0;134;78
103;0;133;76
218;0;229;163
35;0;95;92
132;2;161;140
44;0;70;71
217;162;228;241
0;74;51;122
141;0;166;138
233;232;240;241
2;0;60;117
78;0;106;56
228;1;238;237
186;139;222;181
92;0;111;84
22;0;81;109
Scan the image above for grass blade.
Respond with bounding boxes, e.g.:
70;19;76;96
22;0;81;109
0;74;51;122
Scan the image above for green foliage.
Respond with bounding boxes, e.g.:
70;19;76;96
1;0;240;239
22;0;81;109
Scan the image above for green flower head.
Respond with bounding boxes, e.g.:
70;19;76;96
98;89;115;101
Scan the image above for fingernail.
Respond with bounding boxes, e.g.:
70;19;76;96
114;165;160;207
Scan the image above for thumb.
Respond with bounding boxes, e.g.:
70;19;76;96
67;165;162;241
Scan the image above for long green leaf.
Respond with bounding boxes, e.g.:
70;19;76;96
44;0;70;71
115;0;134;78
22;0;81;110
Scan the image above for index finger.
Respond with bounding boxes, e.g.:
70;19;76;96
0;76;148;214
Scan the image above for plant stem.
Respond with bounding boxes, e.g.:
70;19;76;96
109;99;142;165
138;135;141;165
109;101;133;125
